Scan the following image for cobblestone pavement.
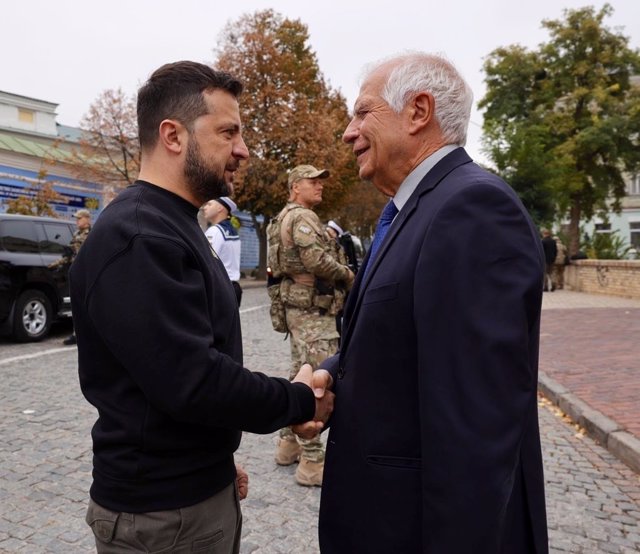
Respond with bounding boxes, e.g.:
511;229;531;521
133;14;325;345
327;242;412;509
0;287;639;552
540;291;640;444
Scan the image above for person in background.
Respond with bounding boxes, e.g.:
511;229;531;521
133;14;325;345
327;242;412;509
541;228;557;292
269;164;354;487
70;61;332;553
311;52;548;553
49;208;92;346
203;196;242;305
553;233;568;290
326;220;359;274
325;220;356;336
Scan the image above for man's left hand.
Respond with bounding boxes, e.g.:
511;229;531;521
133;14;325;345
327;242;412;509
235;464;249;500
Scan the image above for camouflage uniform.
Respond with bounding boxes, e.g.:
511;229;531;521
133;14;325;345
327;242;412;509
49;226;91;270
276;202;353;462
553;236;568;290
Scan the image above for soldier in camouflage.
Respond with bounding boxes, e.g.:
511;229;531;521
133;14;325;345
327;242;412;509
552;234;568;290
54;209;92;345
272;164;354;486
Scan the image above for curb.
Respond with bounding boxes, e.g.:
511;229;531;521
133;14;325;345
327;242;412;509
538;371;640;474
239;278;266;290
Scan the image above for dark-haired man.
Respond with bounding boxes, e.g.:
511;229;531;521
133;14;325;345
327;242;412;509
71;61;332;553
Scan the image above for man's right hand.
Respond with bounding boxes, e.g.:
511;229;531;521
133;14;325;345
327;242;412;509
292;365;335;439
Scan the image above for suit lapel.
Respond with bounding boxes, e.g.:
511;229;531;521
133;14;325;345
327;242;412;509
339;148;473;357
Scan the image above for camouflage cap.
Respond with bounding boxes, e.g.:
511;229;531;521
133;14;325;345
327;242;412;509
288;164;330;188
74;209;91;218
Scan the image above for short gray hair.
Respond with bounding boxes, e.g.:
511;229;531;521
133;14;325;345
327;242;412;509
364;53;473;146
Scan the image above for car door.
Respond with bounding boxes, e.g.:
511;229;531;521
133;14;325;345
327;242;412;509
39;221;75;297
0;219;42;321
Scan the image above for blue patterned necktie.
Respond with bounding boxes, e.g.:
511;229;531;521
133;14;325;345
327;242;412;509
362;200;399;281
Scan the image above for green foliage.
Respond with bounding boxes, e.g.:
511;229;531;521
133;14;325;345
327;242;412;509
582;230;633;260
480;4;640;255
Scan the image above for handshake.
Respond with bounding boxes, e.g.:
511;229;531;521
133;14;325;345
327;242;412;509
291;364;334;439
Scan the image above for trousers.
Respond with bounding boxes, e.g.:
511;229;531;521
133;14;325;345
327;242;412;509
86;482;242;553
279;305;340;462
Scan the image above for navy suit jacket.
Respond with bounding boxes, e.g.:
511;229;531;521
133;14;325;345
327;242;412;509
319;149;548;553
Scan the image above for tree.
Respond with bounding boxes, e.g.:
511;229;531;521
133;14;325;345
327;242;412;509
5;164;66;217
69;88;140;203
215;9;360;277
330;180;387;240
480;4;640;255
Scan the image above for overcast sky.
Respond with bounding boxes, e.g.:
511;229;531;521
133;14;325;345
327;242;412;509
3;0;639;164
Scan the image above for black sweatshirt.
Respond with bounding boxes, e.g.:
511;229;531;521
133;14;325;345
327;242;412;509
71;181;315;512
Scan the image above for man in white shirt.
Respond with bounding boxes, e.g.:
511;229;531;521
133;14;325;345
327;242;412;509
203;197;242;305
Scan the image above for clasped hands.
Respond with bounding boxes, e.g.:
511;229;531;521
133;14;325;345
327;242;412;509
291;363;334;439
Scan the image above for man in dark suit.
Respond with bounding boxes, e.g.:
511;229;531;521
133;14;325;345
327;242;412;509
310;53;548;553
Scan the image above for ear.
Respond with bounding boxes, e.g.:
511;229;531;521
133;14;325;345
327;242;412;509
158;119;186;154
407;92;434;135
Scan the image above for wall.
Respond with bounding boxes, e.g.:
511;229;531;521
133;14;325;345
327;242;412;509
564;260;640;299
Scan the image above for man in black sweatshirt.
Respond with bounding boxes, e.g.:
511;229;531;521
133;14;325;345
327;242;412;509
71;61;332;553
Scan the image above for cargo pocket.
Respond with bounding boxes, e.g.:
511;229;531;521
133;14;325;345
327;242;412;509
86;500;119;544
284;282;314;309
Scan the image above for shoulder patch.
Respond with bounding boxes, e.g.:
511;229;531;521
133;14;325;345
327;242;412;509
298;225;312;235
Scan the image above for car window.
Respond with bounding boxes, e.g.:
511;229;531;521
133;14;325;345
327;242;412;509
41;223;74;254
0;220;40;253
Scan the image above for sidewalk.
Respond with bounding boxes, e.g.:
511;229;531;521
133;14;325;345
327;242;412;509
539;289;640;473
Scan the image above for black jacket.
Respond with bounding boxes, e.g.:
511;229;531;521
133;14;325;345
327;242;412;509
319;150;548;553
71;181;315;512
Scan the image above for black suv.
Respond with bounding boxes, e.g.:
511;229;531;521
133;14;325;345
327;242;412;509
0;213;75;341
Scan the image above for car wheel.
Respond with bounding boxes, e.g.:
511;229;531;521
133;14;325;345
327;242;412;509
13;290;52;342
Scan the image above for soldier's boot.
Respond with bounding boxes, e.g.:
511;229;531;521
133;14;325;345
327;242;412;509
275;437;301;466
295;458;324;487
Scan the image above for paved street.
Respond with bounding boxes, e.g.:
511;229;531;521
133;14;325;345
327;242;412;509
0;286;639;553
540;291;640;439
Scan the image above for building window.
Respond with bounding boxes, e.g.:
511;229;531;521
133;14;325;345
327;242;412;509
627;175;640;196
630;222;640;250
18;108;35;123
594;223;611;234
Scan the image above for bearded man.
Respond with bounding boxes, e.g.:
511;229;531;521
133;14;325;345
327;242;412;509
71;61;333;553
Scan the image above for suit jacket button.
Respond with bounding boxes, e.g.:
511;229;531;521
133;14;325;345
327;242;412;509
337;367;345;379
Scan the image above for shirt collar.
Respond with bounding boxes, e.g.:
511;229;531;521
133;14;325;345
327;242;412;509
392;145;460;212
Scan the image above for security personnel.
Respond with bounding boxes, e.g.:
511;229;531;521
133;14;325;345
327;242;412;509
53;209;92;345
271;165;354;486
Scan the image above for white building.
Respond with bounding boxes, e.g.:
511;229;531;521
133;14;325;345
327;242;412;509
582;176;640;255
0;90;101;218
